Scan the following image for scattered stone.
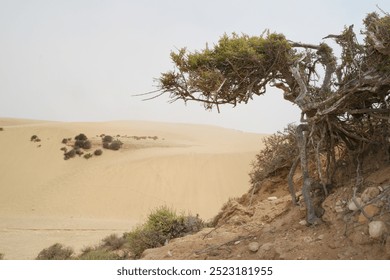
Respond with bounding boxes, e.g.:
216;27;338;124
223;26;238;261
358;205;380;223
361;187;380;203
348;197;362;211
248;242;260;252
369;221;387;239
267;196;278;201
299;220;307;226
234;240;241;245
260;243;273;251
166;250;173;257
303;236;313;243
317;234;325;240
335;205;344;213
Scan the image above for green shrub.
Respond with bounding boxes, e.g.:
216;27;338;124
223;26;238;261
124;206;204;258
36;243;74;260
101;234;126;250
77;248;122;260
83;153;93;159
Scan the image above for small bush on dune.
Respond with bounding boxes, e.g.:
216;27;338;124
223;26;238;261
108;140;122;151
61;138;68;144
75;133;88;141
83;153;93;159
94;149;103;156
64;149;76;160
102;135;113;143
36;243;74;260
0;127;3;131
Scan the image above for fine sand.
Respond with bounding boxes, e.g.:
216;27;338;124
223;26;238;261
0;118;266;259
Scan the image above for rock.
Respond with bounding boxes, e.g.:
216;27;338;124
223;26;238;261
260;242;273;252
348;197;362;211
248;242;260;252
361;187;380;203
299;220;307;226
267;196;278;201
303;236;313;243
166;250;173;257
358;205;380;223
317;234;325;240
234;240;241;245
369;221;387;239
335;205;344;213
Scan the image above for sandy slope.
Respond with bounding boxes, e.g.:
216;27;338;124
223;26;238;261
0;119;265;259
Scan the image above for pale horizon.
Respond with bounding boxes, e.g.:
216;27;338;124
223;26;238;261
1;0;389;133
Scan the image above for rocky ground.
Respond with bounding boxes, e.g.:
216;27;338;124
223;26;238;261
141;165;390;260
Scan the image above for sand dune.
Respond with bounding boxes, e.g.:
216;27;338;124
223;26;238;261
0;119;266;259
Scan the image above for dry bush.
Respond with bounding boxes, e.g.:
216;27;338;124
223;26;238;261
77;248;122;260
102;135;113;143
249;124;298;186
94;149;103;156
64;149;76;160
35;243;74;260
101;234;126;251
108;140;122;151
125;206;204;258
75;133;88;141
83;153;93;159
0;127;3;131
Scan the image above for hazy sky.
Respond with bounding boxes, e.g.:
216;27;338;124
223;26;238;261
0;0;389;133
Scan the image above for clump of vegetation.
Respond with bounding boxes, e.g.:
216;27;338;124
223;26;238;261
125;206;204;258
64;149;76;160
83;153;93;159
94;149;103;156
30;135;41;142
0;127;4;131
249;124;298;185
35;243;74;260
101;234;126;251
77;248;122;260
75;133;88;141
61;138;68;144
108;140;123;150
102;135;113;143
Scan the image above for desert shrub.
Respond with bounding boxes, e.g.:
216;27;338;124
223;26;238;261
249;124;298;186
102;135;113;143
36;243;74;260
94;149;103;156
61;138;68;144
108;140;122;151
60;147;67;152
102;142;110;149
124;206;204;258
30;135;40;142
77;247;122;260
75;133;88;141
83;153;93;159
0;127;3;131
74;139;91;149
101;234;126;250
64;149;76;160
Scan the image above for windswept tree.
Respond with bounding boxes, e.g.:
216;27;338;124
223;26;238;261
144;11;390;225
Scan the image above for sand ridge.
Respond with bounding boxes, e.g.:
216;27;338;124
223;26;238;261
0;119;266;259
